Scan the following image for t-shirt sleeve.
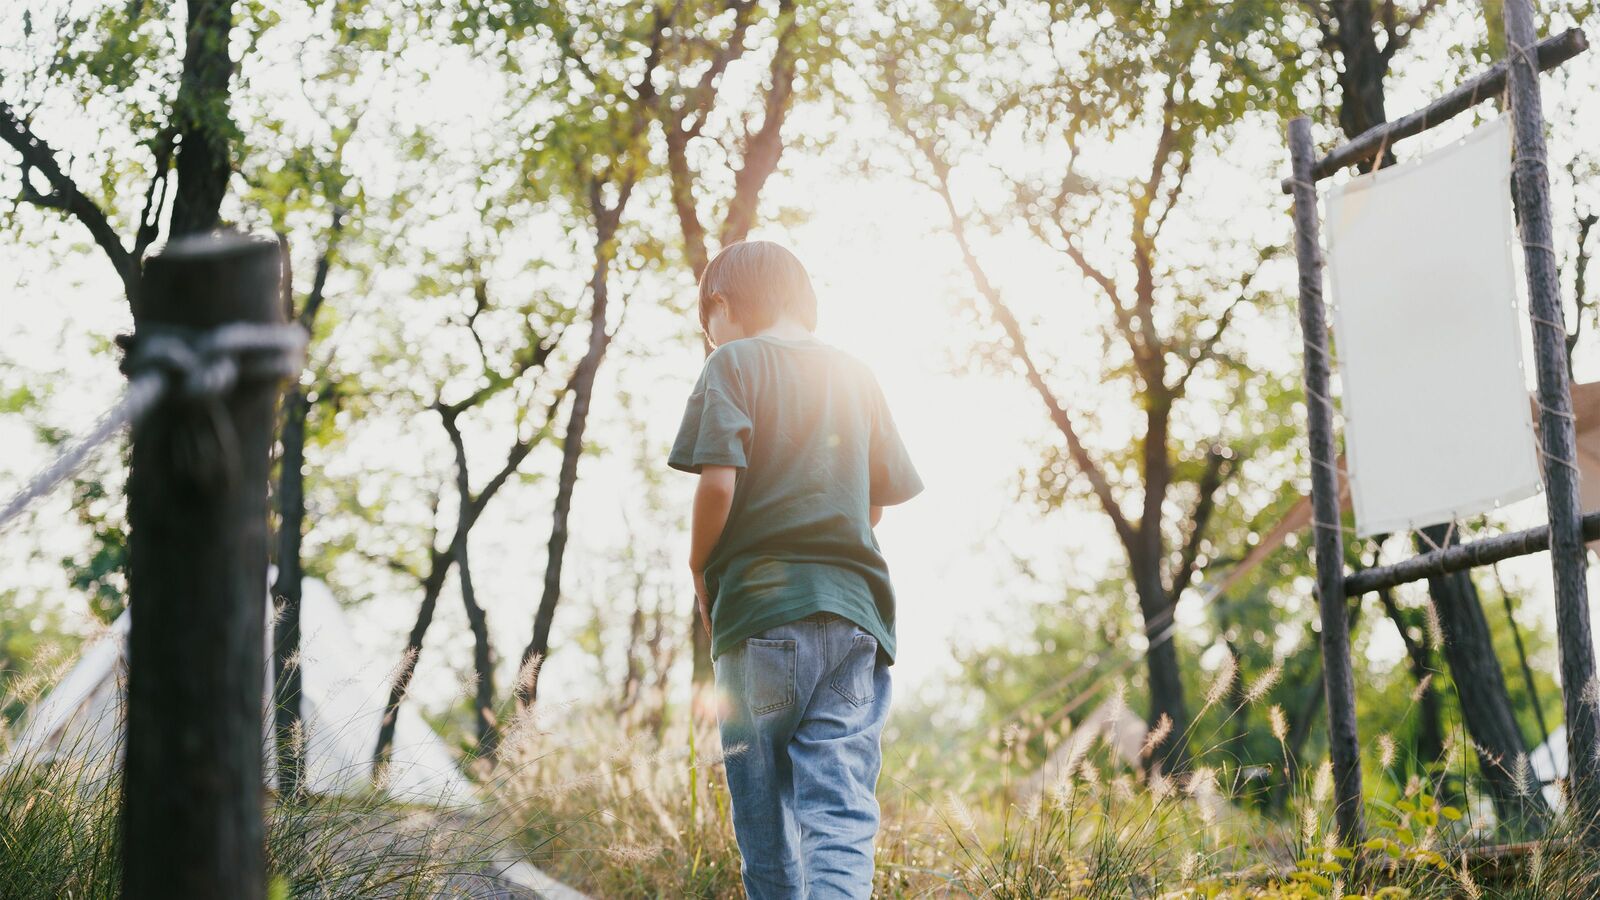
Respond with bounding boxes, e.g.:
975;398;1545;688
868;377;923;506
669;350;753;473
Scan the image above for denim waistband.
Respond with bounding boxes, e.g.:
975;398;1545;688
797;610;845;624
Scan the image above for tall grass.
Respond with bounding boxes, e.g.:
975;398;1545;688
8;644;1600;898
492;668;1600;899
0;670;538;900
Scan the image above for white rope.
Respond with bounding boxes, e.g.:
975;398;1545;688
0;374;167;530
0;322;305;533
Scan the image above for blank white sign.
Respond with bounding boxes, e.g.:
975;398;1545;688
1325;115;1541;537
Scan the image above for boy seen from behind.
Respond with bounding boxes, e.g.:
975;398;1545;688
669;240;922;898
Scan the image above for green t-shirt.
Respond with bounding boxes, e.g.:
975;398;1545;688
669;334;923;663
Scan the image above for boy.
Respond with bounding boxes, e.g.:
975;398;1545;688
669;240;922;898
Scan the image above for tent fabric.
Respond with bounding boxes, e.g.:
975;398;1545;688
4;578;473;808
1325;115;1542;537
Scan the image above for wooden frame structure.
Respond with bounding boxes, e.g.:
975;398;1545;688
1285;3;1592;844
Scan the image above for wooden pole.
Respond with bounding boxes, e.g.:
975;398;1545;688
123;233;282;899
1278;27;1588;193
1504;0;1600;833
1344;510;1600;596
1287;116;1364;845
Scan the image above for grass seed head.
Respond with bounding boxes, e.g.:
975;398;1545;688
1245;660;1282;704
1269;705;1289;744
1377;733;1397;770
1312;761;1333;805
1204;649;1238;710
1410;672;1434;704
1140;713;1174;759
1424;602;1444;650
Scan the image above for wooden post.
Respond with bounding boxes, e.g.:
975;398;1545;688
1504;0;1600;831
123;233;282;899
1287;116;1365;844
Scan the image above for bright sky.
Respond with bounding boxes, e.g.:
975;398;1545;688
3;1;1600;729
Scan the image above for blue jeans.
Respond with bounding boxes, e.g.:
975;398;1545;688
714;611;892;899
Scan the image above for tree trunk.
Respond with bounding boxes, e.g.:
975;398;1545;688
1417;525;1550;832
271;385;309;798
1273;598;1361;812
647;607;674;738
269;211;340;798
1327;0;1392;172
456;525;497;758
372;387;563;768
1132;550;1191;774
518;229;617;708
169;0;237;236
444;416;499;758
620;603;645;713
1273;664;1325;813
373;555;448;774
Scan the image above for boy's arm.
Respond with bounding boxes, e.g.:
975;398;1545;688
870;505;883;527
689;465;738;635
689;465;737;571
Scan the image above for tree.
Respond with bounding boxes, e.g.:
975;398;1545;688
511;3;670;709
873;0;1299;773
270;204;346;797
2;0;244;307
372;278;572;769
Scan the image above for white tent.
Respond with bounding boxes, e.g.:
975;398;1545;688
4;577;473;807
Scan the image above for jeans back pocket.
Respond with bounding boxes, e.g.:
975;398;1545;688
830;633;878;707
745;637;797;716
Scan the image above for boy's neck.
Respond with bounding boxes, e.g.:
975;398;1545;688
752;317;814;342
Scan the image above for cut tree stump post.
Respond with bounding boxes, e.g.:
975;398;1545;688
1503;0;1600;836
1287;115;1365;845
122;233;283;899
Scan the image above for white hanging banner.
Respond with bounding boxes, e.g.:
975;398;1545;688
1325;115;1541;537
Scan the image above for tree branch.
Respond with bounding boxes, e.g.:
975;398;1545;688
1567;209;1596;371
1025;196;1141;353
441;328;561;419
1375;583;1430;673
298;205;347;330
662;0;760;277
467;370;578;524
1382;0;1444;61
1;99;136;296
1172;266;1260;396
670;0;759;142
1167;445;1232;605
925;156;1138;549
1129;69;1190;374
133;126;176;260
719;0;800;246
